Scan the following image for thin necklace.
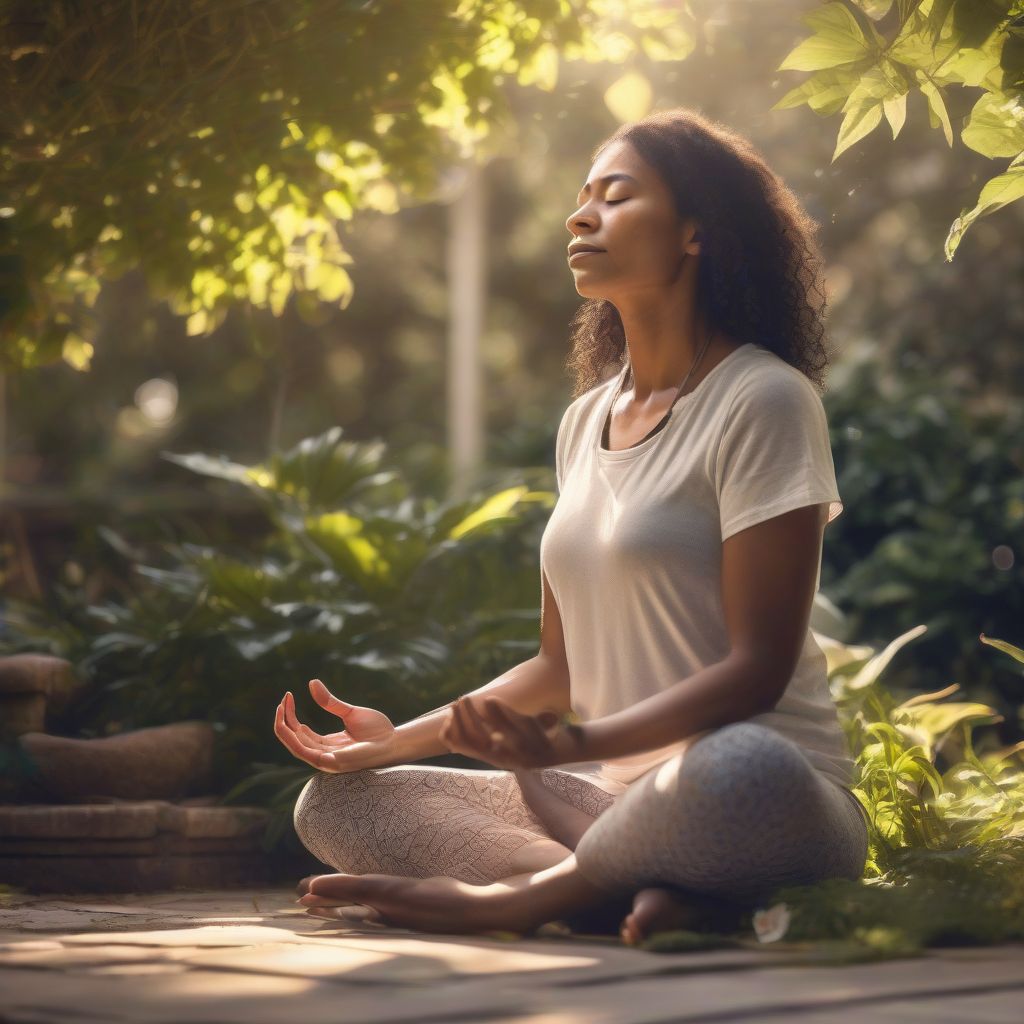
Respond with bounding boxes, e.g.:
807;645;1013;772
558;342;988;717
604;327;715;449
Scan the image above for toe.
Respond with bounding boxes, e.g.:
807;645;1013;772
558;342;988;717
308;872;368;898
296;874;319;896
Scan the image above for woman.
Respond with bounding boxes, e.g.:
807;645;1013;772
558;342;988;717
275;107;869;944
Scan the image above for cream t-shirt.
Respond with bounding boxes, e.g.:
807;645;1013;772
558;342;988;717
540;341;852;797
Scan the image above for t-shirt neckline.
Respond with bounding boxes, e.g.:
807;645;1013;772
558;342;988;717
597;342;755;461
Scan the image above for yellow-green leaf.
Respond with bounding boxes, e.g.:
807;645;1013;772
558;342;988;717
833;101;883;161
980;633;1024;666
916;72;953;146
962;92;1024;158
448;486;529;540
944;155;1024;260
778;2;873;72
883;92;908;138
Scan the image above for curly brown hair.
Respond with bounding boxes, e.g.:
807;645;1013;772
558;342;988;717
565;107;832;400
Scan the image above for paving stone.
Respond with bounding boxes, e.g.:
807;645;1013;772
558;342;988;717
0;967;525;1024
780;992;1024;1024
77;962;193;975
184;936;607;984
491;951;1024;1023
3;889;1024;1024
60;923;333;947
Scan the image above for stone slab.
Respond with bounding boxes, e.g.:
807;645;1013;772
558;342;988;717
0;966;526;1024
3;889;1024;1024
0;852;272;893
0;802;268;839
496;951;1024;1023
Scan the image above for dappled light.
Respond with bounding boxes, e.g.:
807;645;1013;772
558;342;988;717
2;1;1023;1021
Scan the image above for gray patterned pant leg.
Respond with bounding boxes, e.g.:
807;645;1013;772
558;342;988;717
573;721;869;904
292;763;613;885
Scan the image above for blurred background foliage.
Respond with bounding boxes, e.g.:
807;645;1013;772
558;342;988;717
1;0;1022;912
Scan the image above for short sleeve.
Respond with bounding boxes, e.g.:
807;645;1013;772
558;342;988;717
713;367;844;541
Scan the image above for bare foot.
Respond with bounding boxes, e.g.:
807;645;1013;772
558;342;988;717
298;872;538;936
619;887;705;946
296;874;318;897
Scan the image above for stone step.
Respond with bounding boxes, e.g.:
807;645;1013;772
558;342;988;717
0;800;273;893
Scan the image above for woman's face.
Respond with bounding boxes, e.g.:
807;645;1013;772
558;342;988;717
565;139;700;301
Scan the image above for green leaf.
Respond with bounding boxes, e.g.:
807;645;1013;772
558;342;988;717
962;91;1024;157
888;0;961;70
895;702;1004;743
916;71;953;145
779;2;874;72
846;625;929;690
944;154;1024;259
447;486;531;540
979;634;1024;666
852;0;894;18
772;67;863;115
833;100;884;160
883;92;908;137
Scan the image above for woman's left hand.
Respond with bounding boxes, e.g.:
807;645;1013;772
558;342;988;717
439;695;590;770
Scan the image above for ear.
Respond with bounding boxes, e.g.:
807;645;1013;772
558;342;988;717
683;221;703;256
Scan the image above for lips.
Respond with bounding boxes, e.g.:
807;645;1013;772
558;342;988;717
567;243;605;257
568;246;605;264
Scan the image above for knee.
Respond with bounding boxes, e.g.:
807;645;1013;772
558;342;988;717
676;722;818;809
292;769;368;854
292;772;328;850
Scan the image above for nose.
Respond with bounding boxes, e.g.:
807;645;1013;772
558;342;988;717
566;202;595;239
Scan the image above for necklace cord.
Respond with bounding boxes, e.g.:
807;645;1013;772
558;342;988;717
607;326;715;445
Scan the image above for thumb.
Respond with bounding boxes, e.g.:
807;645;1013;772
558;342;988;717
309;678;353;719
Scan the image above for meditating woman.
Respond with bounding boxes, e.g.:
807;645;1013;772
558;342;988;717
274;107;869;944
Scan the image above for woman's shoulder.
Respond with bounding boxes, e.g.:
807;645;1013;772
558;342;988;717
726;346;825;413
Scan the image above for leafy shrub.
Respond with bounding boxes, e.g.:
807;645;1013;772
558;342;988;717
647;629;1024;956
1;427;557;814
822;355;1024;742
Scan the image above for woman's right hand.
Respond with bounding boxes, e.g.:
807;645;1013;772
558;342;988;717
274;678;398;773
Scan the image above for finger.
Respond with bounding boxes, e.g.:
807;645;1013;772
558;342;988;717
484;700;553;764
309;679;354;722
274;702;317;769
484;698;535;745
467;698;512;751
454;697;493;753
448;700;496;760
274;702;336;771
445;700;477;755
461;696;501;747
286;692;332;749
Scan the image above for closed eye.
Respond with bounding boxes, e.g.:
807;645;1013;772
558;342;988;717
606;198;628;205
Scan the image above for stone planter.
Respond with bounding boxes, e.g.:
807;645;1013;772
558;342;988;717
0;654;80;739
17;721;216;803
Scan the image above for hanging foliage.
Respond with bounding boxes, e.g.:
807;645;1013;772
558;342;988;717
0;0;697;370
773;0;1024;260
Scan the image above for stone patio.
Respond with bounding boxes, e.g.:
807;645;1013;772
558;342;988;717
2;889;1023;1022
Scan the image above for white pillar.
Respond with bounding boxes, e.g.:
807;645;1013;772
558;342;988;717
445;159;487;502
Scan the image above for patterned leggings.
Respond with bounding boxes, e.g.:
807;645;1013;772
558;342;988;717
292;721;869;905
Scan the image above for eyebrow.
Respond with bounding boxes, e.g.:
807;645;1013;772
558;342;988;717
576;173;639;202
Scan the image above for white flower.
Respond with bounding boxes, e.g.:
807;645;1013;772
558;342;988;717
752;902;791;943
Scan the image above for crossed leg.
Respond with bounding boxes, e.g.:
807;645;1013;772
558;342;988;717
292;724;868;937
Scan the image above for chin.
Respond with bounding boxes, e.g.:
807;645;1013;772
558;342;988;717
571;280;610;300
